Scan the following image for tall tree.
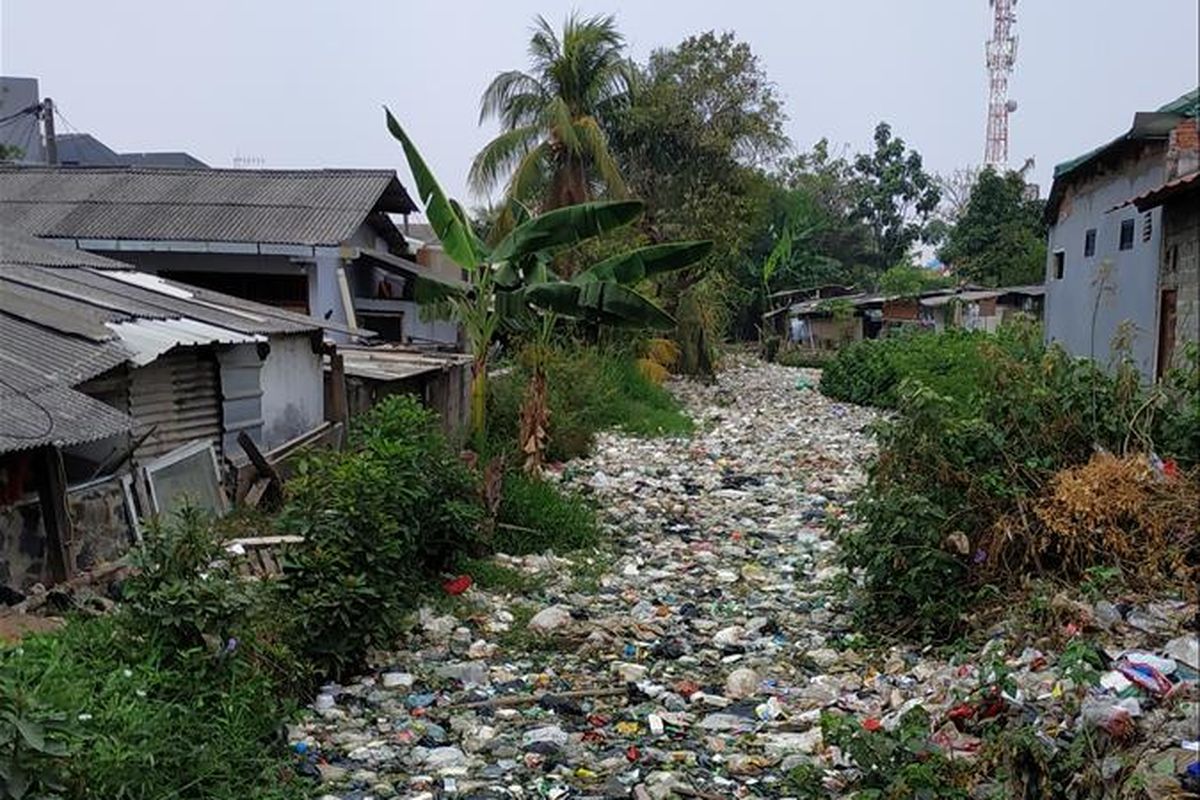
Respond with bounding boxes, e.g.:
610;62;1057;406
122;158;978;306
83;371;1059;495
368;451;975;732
607;31;789;371
851;122;941;273
938;167;1046;287
470;13;632;210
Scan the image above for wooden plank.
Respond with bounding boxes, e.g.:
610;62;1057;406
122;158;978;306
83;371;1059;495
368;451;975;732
34;446;73;584
244;477;271;508
237;431;282;505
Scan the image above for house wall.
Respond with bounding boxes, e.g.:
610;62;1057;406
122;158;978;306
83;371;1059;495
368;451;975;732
1045;145;1166;377
1160;196;1200;370
0;473;132;591
259;334;324;450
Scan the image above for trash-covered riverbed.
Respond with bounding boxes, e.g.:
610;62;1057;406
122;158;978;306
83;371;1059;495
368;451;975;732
291;359;1200;799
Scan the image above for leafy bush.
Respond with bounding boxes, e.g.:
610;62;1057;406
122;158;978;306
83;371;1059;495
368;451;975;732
819;326;1009;409
493;471;600;554
489;344;692;462
1;510;300;799
842;329;1200;641
278;394;480;678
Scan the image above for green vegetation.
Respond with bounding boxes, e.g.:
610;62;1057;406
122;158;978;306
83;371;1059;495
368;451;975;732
938;167;1047;287
819;326;1032;409
0;391;610;798
470;12;631;209
489;344;692;463
830;325;1200;641
277;395;480;678
1;512;300;800
493;471;600;554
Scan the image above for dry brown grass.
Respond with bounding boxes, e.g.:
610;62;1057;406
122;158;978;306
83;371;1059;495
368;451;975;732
987;452;1198;587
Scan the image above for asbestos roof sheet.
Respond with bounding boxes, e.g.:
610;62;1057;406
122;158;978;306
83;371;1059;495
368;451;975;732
0;165;417;246
0;382;134;453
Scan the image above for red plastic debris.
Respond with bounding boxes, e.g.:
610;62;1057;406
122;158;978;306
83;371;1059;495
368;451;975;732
862;717;883;732
947;703;975;725
1164;458;1180;479
1117;660;1173;695
442;575;473;595
626;745;640;762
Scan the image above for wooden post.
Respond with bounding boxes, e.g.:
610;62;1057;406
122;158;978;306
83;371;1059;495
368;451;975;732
328;352;349;427
34;446;72;584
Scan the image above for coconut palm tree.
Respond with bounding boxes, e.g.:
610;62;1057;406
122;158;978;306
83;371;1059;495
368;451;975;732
469;12;632;211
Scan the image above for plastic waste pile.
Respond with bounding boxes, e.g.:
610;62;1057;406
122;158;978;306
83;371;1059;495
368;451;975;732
290;358;1199;799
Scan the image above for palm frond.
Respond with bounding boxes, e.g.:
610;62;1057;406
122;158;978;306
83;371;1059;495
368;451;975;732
575;115;625;197
479;70;546;126
469;124;542;196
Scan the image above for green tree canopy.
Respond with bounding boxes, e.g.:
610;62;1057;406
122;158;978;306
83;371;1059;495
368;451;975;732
470;13;632;210
938;167;1047;287
606;31;789;360
852;122;941;273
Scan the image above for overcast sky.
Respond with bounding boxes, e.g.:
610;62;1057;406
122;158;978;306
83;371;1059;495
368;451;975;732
2;0;1197;207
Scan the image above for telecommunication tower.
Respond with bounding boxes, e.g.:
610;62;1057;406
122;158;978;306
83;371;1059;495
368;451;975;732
984;0;1018;167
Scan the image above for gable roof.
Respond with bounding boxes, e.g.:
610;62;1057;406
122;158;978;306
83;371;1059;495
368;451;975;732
0;165;418;247
1045;88;1199;222
0;227;341;453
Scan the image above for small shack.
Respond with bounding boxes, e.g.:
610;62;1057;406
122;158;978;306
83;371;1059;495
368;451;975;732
330;345;473;436
0;228;340;591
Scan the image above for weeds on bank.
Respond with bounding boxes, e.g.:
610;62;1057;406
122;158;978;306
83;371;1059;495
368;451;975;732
830;324;1199;642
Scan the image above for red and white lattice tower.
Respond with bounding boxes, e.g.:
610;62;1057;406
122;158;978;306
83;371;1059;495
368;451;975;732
984;0;1018;167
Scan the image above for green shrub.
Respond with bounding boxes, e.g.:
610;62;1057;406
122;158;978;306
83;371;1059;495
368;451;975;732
842;331;1198;641
278;394;480;678
1;510;299;799
489;344;691;462
2;617;296;800
819;327;1007;409
493;471;600;554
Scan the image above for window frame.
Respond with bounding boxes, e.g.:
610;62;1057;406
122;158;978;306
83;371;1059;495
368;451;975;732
1052;250;1065;280
1084;228;1096;258
1119;218;1135;251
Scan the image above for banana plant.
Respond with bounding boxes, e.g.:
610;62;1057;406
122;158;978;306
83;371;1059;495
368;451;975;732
385;109;711;462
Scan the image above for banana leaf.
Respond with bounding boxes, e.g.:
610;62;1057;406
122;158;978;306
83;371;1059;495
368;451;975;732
385;108;483;268
526;281;675;330
579;241;713;285
490;200;644;263
413;274;468;304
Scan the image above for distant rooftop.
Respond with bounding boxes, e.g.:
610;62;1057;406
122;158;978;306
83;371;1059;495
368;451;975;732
55;133;209;169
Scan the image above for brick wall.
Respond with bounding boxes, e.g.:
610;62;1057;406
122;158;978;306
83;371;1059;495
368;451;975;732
1161;196;1199;370
1166;119;1199;181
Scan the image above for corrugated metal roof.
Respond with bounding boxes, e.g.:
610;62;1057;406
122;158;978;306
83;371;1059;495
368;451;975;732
920;290;1002;308
106;319;264;366
337;345;472;382
0;165;417;245
0;228;340;455
1130;169;1200;211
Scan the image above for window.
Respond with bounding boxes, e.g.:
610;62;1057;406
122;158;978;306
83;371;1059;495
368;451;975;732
1053;251;1065;280
1119;219;1135;251
1084;228;1096;258
1142;212;1153;243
